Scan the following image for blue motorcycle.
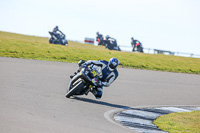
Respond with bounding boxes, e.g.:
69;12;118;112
49;28;68;46
105;37;121;51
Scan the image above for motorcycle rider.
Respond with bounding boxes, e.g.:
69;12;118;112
104;35;120;50
52;26;60;38
74;58;119;99
131;37;144;52
50;26;66;44
131;37;137;52
96;32;104;45
136;40;144;53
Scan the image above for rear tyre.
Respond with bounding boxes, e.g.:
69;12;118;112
66;81;84;98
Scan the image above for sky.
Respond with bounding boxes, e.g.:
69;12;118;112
0;0;200;55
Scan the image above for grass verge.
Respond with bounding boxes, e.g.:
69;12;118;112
154;111;200;133
0;31;200;74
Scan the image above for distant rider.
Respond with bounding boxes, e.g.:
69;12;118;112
131;37;137;52
73;58;119;99
53;26;59;33
105;35;116;44
104;35;111;46
131;37;143;52
96;32;104;45
52;26;59;38
52;26;65;39
135;40;143;53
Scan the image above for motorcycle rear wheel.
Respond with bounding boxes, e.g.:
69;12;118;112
66;80;84;98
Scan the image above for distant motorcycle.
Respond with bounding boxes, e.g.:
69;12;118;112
48;30;68;46
66;64;102;98
134;41;143;53
105;38;121;51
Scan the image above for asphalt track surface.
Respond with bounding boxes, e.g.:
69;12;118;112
0;57;200;133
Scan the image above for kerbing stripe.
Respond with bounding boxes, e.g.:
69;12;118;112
113;106;200;133
156;107;191;112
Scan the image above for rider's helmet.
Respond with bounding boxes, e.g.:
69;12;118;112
96;32;99;35
54;26;59;32
131;37;134;40
108;57;119;71
106;35;110;40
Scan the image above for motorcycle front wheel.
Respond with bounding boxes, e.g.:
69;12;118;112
66;80;84;98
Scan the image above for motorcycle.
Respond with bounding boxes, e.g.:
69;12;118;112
105;38;121;51
66;64;102;98
49;31;68;46
135;42;144;53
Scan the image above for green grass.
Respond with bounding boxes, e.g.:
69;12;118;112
154;111;200;133
0;31;200;74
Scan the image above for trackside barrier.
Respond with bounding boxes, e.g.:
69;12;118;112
69;40;200;58
119;46;200;58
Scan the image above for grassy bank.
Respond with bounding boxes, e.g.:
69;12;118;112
0;31;200;74
154;111;200;133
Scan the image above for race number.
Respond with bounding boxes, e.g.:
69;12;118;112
91;70;97;76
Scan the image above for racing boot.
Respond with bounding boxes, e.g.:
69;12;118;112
91;87;103;99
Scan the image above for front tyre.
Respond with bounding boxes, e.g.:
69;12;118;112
66;81;84;98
